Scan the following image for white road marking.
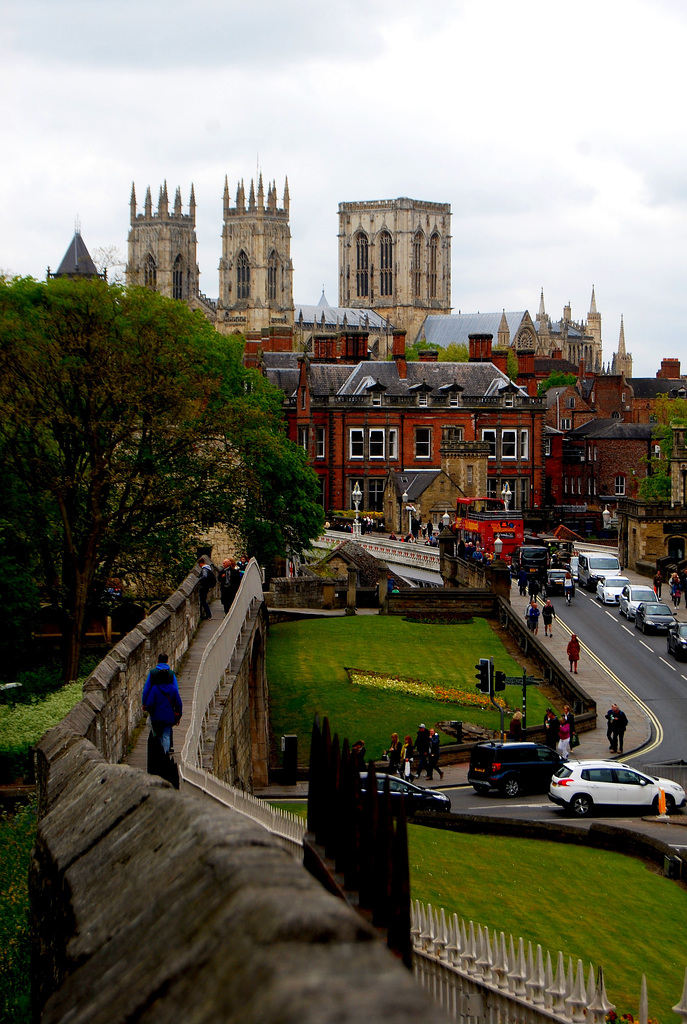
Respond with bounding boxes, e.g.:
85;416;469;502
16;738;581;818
468;803;547;810
639;640;653;651
605;611;616;620
682;675;687;682
621;625;634;635
659;657;676;671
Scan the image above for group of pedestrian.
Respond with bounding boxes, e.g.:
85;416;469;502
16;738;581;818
542;704;577;758
605;703;629;754
525;595;556;637
384;724;444;781
669;571;684;609
198;554;246;621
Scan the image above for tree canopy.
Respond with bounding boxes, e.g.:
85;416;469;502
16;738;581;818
537;371;578;395
638;395;687;501
0;277;323;680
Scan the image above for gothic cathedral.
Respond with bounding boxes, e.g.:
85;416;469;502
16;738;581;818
337;198;452;341
127;183;199;301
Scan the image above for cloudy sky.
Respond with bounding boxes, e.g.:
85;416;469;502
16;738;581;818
2;0;686;376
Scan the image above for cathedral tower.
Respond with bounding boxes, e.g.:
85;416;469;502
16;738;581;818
127;182;199;300
217;174;294;335
338;197;451;342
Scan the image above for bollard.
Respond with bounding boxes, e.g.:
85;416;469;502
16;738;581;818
658;787;667;816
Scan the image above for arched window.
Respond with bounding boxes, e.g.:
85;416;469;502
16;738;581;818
268;250;279;302
144;253;157;290
172;254;183;299
412;230;423;300
356;233;368;298
237;250;250;299
429;233;439;299
379;231;393;297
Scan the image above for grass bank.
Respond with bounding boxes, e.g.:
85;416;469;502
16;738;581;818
266;616;550;762
0;802;36;1023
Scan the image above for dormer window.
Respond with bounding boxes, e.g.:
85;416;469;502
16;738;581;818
504;394;514;407
418;393;428;407
372;393;382;406
449;393;459;407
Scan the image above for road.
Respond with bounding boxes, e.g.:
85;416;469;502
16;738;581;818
548;579;687;762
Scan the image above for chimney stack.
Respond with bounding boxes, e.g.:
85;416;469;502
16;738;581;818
468;333;493;362
392;329;407;379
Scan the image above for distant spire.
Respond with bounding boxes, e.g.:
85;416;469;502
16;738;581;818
130;183;137;223
189;183;196;225
223;175;230;216
618;315;626;355
318;287;328;306
283;176;290;213
589;285;598;316
538;288;546;320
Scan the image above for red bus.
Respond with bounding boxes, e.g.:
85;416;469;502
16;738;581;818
451;496;524;562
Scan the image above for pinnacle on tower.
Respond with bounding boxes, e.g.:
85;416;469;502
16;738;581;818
248;179;256;210
236;179;245;210
537;287;546;320
130;183;137;223
257;173;264;211
144;186;152;218
174;186;182;216
618;315;626;355
189;184;196;225
283;176;290;212
158;181;169;217
223;176;230;216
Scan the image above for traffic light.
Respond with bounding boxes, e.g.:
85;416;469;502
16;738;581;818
494;670;506;692
475;658;491;694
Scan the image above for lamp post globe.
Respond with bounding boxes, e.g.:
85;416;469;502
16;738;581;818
352;482;362;539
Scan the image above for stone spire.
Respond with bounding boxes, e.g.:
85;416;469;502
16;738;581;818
257;172;264;211
589;285;597;316
537;287;546;321
283;176;290;213
130;182;137;224
144;186;152;218
617;314;626;355
174;186;182;216
497;309;510;348
223;176;230;217
157;181;169;217
189;184;196;225
611;315;632;378
248;179;256;210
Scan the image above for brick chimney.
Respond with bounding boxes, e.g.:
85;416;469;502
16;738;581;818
243;330;262;369
551;348;563;360
657;358;681;379
392;329;407;379
468;333;493;362
491;349;509;375
418;349;439;362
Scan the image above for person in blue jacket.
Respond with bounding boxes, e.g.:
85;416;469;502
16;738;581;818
142;654;182;754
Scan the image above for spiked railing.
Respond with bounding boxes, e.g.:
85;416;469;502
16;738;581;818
411;899;687;1024
303;715;412;967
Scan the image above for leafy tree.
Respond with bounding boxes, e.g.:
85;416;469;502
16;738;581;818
438;343;468;363
638;395;687;501
537;371;578;396
0;277;323;682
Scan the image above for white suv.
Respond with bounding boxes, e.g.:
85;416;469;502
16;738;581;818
549;760;686;817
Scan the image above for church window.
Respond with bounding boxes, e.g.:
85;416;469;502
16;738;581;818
144;253;157;290
237;251;250;299
379;231;393;297
429;233;439;299
412;231;423;300
172;254;183;299
268;251;278;301
356;233;369;297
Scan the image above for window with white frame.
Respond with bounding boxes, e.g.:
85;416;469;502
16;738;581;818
544;437;551;456
372;392;382;406
594;446;598;461
561;417;571;430
654;444;661;458
415;427;431;459
504;393;514;407
566;396;575;409
350;429;364;459
418;393;428;407
298;427;309;451
369;429;385;459
316;427;325;460
502;430;517;459
615;475;626;496
564;476;568;494
388;428;398;460
519;479;529;508
578;478;582;494
449;393;459;407
519;430;529;460
482;429;496;459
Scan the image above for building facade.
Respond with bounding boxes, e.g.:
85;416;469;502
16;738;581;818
338;198;452;342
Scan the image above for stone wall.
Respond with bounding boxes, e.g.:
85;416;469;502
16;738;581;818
30;736;428;1023
265;575;346;609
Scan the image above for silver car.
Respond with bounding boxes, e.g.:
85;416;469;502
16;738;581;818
618;583;657;619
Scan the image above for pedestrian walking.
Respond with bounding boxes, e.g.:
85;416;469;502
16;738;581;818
542;598;556;637
142;653;182;786
197;557;216;620
415;724;431;777
528;577;541;602
606;703;628;754
508;710;523;741
426;727;444;780
384;732;402;775
561;704;577;753
567;633;580;673
526;600;540;635
557;718;572;758
517;568;528;596
654;570;663;599
543;708;560;750
401;735;414;779
564;570;574;605
672;577;682;609
218;557;241;615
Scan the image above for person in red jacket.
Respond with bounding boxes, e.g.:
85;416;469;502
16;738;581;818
567;634;581;673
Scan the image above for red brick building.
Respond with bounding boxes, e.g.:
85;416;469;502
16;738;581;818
259;329;546;525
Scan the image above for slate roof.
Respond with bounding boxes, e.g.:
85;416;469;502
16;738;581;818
295;290;392;330
418;311;528;348
317;540;400;588
534;357;579;375
627;378;687;399
567;419;653;440
54;232;99;277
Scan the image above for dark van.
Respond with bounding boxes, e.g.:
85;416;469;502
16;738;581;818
468;742;565;797
511;545;549;583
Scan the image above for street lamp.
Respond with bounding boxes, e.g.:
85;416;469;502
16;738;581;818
442;512;451;529
501;481;512;511
494;534;503;560
352;481;362;539
602;505;611;531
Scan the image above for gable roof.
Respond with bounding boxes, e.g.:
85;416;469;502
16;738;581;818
628;377;687;400
54;231;100;278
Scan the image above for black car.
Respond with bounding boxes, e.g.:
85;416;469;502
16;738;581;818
359;773;451;814
667;622;687;660
468;741;565;797
634;601;676;635
543;568;574;597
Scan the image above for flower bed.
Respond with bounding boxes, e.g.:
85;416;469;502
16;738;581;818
347;668;509;709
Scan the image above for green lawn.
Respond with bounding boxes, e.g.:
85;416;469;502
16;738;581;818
409;825;686;1022
266;616;550;763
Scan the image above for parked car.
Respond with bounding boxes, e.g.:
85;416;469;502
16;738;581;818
634;601;676;634
619;584;658;620
544;568;574;597
468;742;565;797
359;772;451;814
667;622;687;660
596;576;632;604
549;760;686;817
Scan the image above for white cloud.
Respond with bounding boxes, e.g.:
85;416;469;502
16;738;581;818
2;0;687;375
